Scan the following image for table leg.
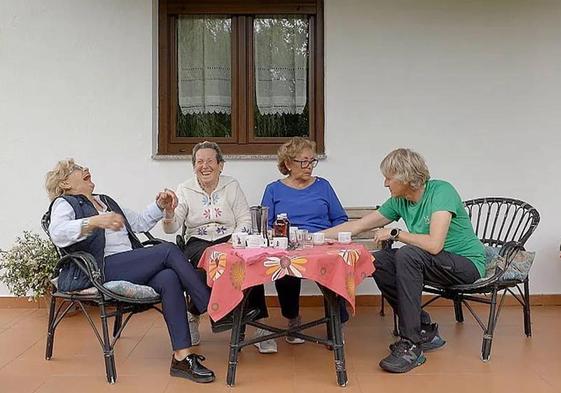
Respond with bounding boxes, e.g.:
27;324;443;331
226;293;248;386
320;286;348;387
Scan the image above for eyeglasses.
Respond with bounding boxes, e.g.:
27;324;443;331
292;158;318;169
71;164;84;172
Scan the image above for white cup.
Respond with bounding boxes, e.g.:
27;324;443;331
338;231;352;244
312;232;325;245
231;232;249;249
272;237;289;250
246;234;265;248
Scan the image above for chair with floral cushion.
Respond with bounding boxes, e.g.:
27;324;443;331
422;197;540;361
41;212;164;384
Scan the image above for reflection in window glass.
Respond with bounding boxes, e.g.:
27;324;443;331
254;17;309;137
176;17;232;137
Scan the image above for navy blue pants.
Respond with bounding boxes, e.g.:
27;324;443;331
104;243;210;351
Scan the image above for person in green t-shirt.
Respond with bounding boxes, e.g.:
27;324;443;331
324;148;484;374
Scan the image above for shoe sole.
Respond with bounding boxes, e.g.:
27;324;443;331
285;338;305;344
170;369;215;383
191;340;200;346
255;345;278;354
379;354;426;373
422;339;446;352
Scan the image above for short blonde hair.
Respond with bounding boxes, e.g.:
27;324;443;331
277;137;316;175
45;159;77;201
380;148;430;190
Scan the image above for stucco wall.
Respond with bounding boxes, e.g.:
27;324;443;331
1;0;560;296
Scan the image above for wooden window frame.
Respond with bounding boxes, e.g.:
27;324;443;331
158;0;324;156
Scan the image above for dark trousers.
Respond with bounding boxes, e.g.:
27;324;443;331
183;236;269;320
104;243;210;351
275;276;350;323
373;245;480;343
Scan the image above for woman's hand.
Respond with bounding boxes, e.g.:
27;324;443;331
89;212;125;231
156;189;178;218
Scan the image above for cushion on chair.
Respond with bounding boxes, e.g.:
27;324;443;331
103;281;159;299
51;277;159;298
477;246;536;282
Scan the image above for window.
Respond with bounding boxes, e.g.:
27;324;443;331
158;0;324;155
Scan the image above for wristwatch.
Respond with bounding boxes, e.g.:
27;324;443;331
389;228;401;241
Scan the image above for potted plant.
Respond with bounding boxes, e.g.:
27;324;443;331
0;231;58;303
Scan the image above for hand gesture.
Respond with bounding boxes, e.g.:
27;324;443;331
90;212;125;231
156;188;178;215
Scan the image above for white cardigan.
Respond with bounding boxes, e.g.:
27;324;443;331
162;175;251;242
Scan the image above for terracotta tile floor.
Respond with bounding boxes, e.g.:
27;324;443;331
0;305;560;393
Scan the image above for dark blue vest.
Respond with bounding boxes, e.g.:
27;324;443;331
48;194;143;291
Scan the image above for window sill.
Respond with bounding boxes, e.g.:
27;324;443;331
151;153;327;161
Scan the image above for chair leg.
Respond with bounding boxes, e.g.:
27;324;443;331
379;295;385;316
454;299;464;323
113;307;123;338
481;288;498;362
523;278;532;337
100;303;117;384
45;294;58;360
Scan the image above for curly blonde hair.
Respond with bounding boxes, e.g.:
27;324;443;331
45;159;78;201
277;137;316;175
379;148;430;190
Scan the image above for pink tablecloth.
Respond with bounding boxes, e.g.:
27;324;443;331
199;243;375;321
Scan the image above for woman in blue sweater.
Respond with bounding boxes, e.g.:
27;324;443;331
255;137;348;353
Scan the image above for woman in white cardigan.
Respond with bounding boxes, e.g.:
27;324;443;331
162;141;267;345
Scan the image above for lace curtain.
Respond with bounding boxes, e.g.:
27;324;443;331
176;16;309;117
254;17;309;115
177;17;232;115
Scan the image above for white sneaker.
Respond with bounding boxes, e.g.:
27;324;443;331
286;316;305;344
187;312;201;346
253;328;278;354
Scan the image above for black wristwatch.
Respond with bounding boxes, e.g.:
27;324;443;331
389;228;401;241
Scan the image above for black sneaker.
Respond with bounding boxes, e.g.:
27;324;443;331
389;323;446;352
170;354;215;383
419;323;446;351
380;339;426;373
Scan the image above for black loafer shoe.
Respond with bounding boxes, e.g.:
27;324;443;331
170;354;215;383
211;308;260;333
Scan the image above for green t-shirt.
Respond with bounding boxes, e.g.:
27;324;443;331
378;179;485;278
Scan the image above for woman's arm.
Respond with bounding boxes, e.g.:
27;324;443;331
231;181;252;233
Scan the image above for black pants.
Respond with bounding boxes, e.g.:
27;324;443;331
275;276;350;323
104;243;210;350
373;245;480;343
183;236;269;320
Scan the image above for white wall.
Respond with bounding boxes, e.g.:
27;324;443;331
1;0;560;296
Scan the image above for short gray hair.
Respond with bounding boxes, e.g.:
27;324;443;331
191;141;225;166
379;148;430;190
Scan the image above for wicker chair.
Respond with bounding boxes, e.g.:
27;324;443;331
422;197;540;361
41;212;163;384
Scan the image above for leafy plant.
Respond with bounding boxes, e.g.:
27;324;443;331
0;231;58;300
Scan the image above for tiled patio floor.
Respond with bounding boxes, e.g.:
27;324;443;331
0;305;560;393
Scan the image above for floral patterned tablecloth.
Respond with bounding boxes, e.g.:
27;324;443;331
199;243;375;321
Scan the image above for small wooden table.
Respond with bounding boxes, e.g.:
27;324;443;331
199;242;375;387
